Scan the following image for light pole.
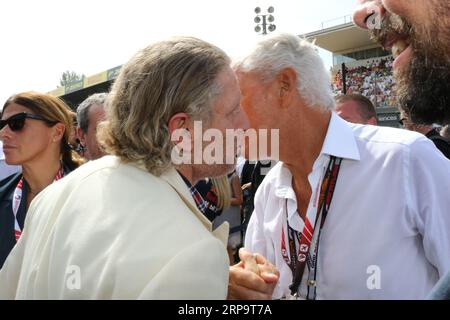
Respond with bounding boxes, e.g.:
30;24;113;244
254;6;276;35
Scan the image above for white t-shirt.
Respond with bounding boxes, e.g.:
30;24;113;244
245;113;450;300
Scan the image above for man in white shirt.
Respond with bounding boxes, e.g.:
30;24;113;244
234;33;450;299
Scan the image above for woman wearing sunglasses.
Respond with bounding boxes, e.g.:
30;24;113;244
0;91;84;268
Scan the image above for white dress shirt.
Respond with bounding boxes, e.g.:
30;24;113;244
245;113;450;300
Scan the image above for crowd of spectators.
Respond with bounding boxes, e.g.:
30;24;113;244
332;56;397;109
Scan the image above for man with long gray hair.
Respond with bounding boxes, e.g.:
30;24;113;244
76;92;108;160
236;33;450;299
0;36;277;299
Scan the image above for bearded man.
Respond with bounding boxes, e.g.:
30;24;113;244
353;0;450;125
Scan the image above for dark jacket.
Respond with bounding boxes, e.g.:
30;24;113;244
0;172;26;269
426;129;450;160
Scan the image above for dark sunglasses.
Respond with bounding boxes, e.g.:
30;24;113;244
398;118;407;126
0;112;56;132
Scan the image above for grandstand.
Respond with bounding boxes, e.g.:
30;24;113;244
302;16;401;127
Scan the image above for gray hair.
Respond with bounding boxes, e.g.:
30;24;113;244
76;93;108;133
233;33;335;111
97;36;230;176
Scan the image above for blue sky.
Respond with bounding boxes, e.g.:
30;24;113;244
0;0;357;104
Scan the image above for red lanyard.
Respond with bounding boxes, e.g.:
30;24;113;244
281;156;342;299
12;166;65;242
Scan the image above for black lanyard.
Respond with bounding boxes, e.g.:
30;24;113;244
284;156;343;299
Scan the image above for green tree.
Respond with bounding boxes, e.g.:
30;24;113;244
59;70;84;87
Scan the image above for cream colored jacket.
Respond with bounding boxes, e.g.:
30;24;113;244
0;156;229;299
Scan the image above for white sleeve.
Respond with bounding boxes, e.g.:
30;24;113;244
407;137;450;277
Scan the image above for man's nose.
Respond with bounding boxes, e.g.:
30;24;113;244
352;0;385;29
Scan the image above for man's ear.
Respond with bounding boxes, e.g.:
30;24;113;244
168;112;192;144
367;117;378;126
168;113;190;136
168;112;192;156
277;67;297;108
76;127;86;146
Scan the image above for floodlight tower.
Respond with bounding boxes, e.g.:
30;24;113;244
254;6;276;35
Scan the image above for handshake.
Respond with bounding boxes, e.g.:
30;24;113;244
228;248;279;300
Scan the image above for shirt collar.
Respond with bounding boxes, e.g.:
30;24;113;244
321;112;361;161
274;112;360;199
274;164;296;200
177;170;208;214
120;159;229;246
160;167;229;246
